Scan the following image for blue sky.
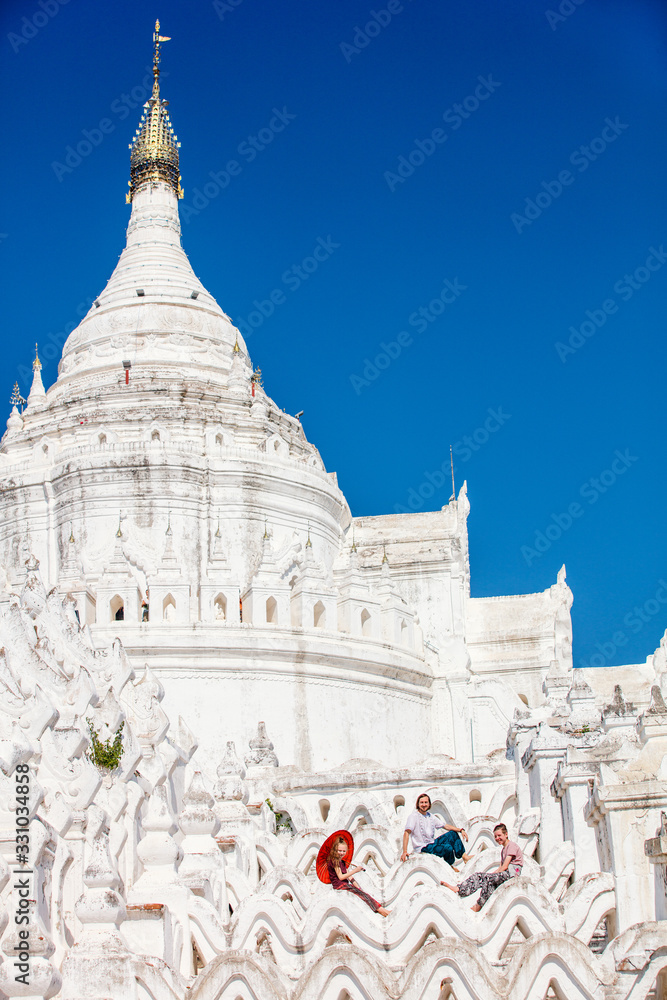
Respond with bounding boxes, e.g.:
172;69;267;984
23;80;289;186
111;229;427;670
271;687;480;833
1;0;666;671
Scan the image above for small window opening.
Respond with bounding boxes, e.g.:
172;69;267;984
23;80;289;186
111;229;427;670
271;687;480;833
110;595;124;622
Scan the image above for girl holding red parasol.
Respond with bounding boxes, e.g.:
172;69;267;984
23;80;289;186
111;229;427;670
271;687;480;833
317;830;391;916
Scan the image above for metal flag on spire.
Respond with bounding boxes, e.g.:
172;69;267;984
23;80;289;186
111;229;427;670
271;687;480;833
152;19;171;97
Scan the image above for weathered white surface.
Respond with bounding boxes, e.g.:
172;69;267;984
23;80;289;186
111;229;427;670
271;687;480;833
1;548;667;998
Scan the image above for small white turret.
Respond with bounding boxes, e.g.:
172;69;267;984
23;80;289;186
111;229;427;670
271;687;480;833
26;344;46;405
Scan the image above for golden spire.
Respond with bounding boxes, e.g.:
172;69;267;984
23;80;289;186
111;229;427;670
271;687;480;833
233;334;240;354
126;21;183;203
382;544;388;564
116;514;123;538
33;343;42;372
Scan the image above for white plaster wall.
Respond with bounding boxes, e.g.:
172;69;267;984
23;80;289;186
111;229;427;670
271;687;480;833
157;668;431;775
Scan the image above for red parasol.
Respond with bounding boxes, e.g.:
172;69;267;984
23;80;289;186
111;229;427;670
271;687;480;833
316;829;354;884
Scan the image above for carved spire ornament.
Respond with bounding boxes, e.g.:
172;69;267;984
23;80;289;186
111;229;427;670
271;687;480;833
9;382;25;412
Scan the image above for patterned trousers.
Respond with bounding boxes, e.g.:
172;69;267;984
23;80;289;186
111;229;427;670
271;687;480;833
457;869;512;908
334;882;382;912
420;830;465;866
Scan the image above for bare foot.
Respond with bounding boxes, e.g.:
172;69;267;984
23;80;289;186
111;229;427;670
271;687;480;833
462;853;475;862
440;882;459;893
471;903;481;912
378;906;391;917
451;865;460;873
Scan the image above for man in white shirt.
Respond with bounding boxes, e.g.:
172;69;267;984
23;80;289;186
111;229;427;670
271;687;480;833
401;793;472;869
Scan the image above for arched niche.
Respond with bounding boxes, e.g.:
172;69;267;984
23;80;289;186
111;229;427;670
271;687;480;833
110;595;124;622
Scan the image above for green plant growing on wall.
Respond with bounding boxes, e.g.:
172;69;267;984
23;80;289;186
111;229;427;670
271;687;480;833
265;797;294;834
87;720;125;770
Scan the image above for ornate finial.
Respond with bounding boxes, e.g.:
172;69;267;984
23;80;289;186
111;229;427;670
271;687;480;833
69;523;75;544
166;510;172;535
152;19;171;98
233;334;240;354
251;367;263;387
263;518;269;540
215;516;221;538
127;22;182;203
33;343;42;372
382;543;388;564
9;382;26;413
116;513;122;538
351;526;357;553
305;523;312;548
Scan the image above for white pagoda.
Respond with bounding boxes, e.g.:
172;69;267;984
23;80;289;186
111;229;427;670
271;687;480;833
1;23;667;1000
